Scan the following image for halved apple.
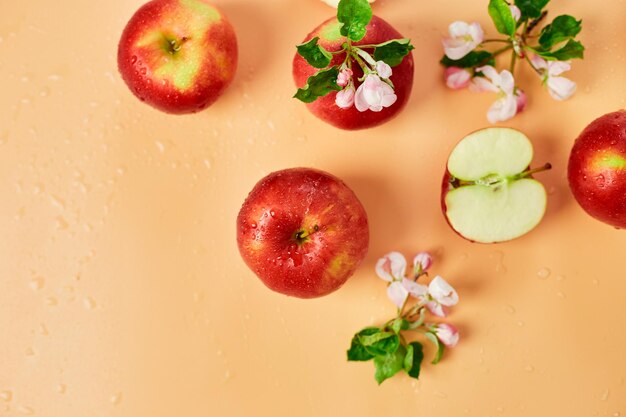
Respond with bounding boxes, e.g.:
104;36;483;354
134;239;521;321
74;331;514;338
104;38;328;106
441;128;551;243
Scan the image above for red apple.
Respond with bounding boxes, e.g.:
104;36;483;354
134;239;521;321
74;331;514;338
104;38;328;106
117;0;237;114
441;128;549;243
568;110;626;228
292;16;414;130
237;168;369;298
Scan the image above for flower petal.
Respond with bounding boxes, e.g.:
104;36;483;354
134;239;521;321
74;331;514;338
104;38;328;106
547;60;572;77
469;76;499;93
354;82;369;112
435;323;459;347
468;22;484;44
387;281;409;309
428;276;459;306
448;21;470;38
547;76;576;100
475;65;500;84
375;252;407;282
499;70;515;95
486;94;518;123
413;252;433;272
376;61;392;79
402;278;429;298
425;301;446;317
445;67;472;90
530;54;548;71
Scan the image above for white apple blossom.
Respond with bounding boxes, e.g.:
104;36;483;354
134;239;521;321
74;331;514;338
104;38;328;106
375;252;409;308
335;85;355;108
442;21;484;60
354;74;397;112
470;65;520;123
530;55;577;101
434;323;460;347
376;61;392;79
444;67;472;90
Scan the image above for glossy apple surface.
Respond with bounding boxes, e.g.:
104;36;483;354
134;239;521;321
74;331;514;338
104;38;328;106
568;110;626;228
237;168;369;298
118;0;237;114
292;15;414;130
441;128;548;243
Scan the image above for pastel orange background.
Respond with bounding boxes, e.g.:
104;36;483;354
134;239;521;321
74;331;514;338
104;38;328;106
1;0;625;416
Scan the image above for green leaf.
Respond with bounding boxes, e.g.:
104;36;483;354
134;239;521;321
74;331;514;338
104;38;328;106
294;67;342;103
440;50;494;68
372;39;414;67
534;39;585;60
488;0;517;36
538;15;582;50
404;342;424;379
514;0;550;19
374;344;406;384
347;327;379;361
389;318;410;334
337;0;373;42
296;37;333;69
424;332;446;365
360;332;400;356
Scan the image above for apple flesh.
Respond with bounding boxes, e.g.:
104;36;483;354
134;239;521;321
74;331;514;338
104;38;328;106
292;16;414;130
117;0;237;114
237;168;369;298
568;110;626;228
441;128;549;243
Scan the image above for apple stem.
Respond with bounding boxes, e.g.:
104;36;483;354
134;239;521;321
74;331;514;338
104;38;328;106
516;162;552;179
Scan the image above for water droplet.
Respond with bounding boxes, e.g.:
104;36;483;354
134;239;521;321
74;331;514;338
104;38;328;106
110;392;122;405
83;297;96;310
601;388;610;401
29;277;45;291
216;350;223;356
55;216;69;230
536;267;551;279
556;274;565;281
224;370;232;380
524;364;535;372
17;405;34;414
592;278;600;286
25;347;35;356
50;195;65;209
0;390;12;401
270;210;276;217
517;321;525;327
39;323;49;336
44;296;58;306
491;251;507;273
505;304;516;314
556;291;566;299
434;391;448;398
56;384;66;394
613;412;621;417
155;141;165;153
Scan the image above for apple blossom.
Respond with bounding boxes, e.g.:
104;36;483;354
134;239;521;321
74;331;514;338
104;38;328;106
516;89;527;113
335;85;355;109
471;66;519;123
442;21;484;60
530;55;577;101
375;251;406;282
413;252;433;273
509;5;521;22
336;68;353;87
444;67;472;90
376;61;392;79
434;323;459;347
355;74;397;112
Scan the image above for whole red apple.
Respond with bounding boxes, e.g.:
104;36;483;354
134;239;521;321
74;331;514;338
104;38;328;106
292;16;414;130
237;168;369;298
117;0;237;114
568;110;626;228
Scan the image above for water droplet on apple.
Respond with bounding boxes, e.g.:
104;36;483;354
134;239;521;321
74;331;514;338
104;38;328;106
131;55;137;64
536;267;551;279
250;222;257;229
269;210;275;217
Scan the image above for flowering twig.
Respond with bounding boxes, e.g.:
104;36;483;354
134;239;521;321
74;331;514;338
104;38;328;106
347;252;460;384
440;0;585;123
294;0;414;112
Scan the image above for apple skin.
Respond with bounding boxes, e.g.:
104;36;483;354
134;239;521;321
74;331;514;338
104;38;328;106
568;110;626;228
118;0;237;114
293;16;414;130
237;168;369;298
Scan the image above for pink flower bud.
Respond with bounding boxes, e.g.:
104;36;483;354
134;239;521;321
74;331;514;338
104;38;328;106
515;89;527;113
413;252;433;272
434;323;459;347
336;68;353;87
376;61;393;79
509;5;521;22
444;67;472;90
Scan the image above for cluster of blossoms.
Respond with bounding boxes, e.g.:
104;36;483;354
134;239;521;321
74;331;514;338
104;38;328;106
347;251;460;384
440;1;584;123
375;251;460;347
335;53;397;112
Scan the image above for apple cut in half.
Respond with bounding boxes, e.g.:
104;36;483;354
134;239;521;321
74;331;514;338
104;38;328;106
441;128;551;243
